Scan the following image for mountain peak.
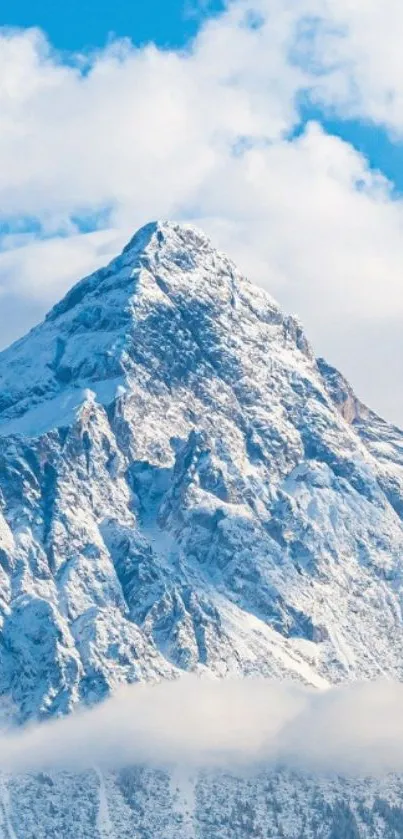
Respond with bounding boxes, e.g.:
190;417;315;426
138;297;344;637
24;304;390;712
122;219;216;257
0;220;286;431
45;219;237;327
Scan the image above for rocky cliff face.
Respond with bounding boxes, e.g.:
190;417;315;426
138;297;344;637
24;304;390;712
1;221;403;836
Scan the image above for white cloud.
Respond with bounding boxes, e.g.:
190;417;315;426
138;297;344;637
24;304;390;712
0;15;304;223
1;2;403;422
3;677;403;778
292;0;403;133
0;228;125;300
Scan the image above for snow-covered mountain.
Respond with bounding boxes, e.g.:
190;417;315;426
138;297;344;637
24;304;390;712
1;221;403;836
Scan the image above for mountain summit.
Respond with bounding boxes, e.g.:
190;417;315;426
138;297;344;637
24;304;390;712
1;222;403;835
0;220;286;428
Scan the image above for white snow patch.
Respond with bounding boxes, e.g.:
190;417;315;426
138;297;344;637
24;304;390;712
94;768;114;839
0;377;124;438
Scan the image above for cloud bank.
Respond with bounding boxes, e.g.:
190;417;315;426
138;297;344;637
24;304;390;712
1;1;403;422
3;677;403;779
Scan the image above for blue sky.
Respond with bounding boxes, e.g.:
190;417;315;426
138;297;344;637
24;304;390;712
1;0;403;424
2;0;225;51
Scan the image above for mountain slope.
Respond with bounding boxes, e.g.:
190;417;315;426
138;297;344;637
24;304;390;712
1;221;403;716
1;221;403;836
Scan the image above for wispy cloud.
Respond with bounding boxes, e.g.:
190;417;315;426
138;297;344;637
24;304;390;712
3;677;403;778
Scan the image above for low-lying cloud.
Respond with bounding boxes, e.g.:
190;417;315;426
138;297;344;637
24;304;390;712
2;677;403;778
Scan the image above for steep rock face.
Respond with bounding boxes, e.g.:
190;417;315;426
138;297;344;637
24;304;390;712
0;221;403;721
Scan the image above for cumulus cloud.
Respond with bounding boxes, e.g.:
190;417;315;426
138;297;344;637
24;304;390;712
292;0;403;133
1;1;403;422
0;228;124;300
2;677;403;778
